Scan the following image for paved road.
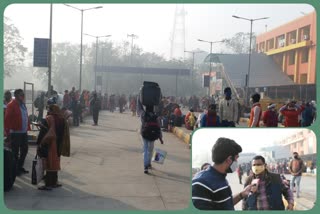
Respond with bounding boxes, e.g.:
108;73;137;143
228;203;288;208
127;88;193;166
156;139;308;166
4;111;190;210
227;173;316;210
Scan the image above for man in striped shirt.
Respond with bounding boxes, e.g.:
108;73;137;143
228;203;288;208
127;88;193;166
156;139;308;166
192;138;252;210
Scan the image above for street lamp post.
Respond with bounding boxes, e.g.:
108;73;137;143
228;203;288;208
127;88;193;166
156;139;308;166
127;33;138;65
197;39;225;100
48;3;53;98
232;15;269;105
84;33;111;91
184;50;203;95
127;34;140;84
64;4;103;91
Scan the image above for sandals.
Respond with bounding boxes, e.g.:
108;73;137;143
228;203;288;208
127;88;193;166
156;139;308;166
38;185;52;191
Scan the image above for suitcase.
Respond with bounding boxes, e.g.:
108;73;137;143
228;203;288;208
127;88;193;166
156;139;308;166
4;147;16;192
140;81;162;106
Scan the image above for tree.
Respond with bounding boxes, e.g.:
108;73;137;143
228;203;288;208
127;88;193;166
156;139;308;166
4;17;28;77
223;32;256;54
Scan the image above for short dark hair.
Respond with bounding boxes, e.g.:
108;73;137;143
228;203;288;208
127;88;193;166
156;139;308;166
212;138;242;164
251;93;260;103
252;155;266;164
208;104;216;111
224;87;231;93
293;152;298;155
14;89;24;97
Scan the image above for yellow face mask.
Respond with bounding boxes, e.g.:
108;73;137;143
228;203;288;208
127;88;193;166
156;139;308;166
252;165;265;175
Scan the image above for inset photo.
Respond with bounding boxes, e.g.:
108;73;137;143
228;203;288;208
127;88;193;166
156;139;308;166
192;129;316;211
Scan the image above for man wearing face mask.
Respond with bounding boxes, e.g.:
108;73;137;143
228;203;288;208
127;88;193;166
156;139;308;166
289;152;304;198
219;87;239;127
242;156;294;210
279;101;305;127
192;137;252;210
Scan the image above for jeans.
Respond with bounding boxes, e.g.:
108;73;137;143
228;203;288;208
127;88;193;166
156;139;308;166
290;175;301;197
142;137;154;169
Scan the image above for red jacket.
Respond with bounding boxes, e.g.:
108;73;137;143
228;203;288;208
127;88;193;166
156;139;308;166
5;99;31;135
249;103;262;127
280;106;305;127
262;110;278;127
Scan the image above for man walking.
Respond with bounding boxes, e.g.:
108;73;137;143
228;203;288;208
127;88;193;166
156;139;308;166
90;93;101;126
137;101;164;174
289;152;304;198
5;89;31;176
192;137;252;210
242;155;294;210
219;87;239;127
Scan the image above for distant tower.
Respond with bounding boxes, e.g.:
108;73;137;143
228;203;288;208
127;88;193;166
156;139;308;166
170;5;186;60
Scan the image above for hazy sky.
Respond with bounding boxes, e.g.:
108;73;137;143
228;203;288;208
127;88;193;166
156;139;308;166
192;128;307;168
4;3;315;59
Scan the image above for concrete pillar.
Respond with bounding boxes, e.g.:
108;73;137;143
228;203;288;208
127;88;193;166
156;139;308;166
294;50;299;83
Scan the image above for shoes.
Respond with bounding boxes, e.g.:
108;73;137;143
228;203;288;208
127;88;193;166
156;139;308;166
51;183;62;188
144;167;148;174
38;185;52;191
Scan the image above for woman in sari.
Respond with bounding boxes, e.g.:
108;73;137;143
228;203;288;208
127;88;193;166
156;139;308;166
38;104;66;190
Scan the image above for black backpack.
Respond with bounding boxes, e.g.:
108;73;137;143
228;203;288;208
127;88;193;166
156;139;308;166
142;112;161;141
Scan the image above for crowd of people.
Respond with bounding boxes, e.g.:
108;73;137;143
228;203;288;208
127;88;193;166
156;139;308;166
155;87;316;130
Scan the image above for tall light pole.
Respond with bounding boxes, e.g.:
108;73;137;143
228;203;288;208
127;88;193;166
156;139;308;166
84;33;111;91
64;4;103;91
127;33;140;85
48;3;53;97
232;15;269;105
184;50;203;95
127;33;138;64
197;39;225;100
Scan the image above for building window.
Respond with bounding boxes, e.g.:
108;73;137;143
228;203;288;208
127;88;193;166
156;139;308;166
288;30;297;45
299;25;311;41
300;74;308;84
289;51;295;65
277;34;285;48
267;39;274;49
301;48;309;63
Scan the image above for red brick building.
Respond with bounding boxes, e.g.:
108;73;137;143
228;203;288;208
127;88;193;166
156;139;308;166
256;11;316;84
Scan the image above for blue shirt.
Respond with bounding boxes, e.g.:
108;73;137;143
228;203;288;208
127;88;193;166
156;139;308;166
200;114;221;127
192;166;234;210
